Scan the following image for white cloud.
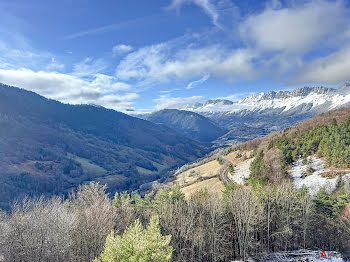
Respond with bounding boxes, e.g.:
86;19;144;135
218;92;255;102
293;46;350;85
169;0;221;28
90;74;132;92
116;42;256;83
153;95;205;111
112;44;133;56
45;57;65;71
0;68;137;111
73;57;107;76
186;74;210;89
240;0;348;53
0;40;49;70
114;0;350;87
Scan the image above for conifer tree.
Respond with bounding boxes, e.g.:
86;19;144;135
94;215;172;262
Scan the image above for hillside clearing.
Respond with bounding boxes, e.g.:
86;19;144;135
181;177;225;197
169;150;253;197
173;159;221;186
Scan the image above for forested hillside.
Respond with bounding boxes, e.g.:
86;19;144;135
240;106;350;186
0;84;209;210
270;118;350;168
147;109;226;142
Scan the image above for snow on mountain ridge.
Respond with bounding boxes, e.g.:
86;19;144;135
204;99;233;106
240;86;335;103
182;84;350;115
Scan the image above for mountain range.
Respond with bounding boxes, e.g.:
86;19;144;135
0;83;209;210
145;83;350;146
2;82;350;209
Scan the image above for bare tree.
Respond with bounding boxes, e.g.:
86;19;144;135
227;187;261;261
0;197;76;262
69;183;116;262
201;193;231;262
298;187;312;249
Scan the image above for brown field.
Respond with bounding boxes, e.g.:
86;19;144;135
174;159;221;186
171;150;254;197
181;177;225;197
223;150;252;163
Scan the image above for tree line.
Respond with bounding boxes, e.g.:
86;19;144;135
270;118;350;168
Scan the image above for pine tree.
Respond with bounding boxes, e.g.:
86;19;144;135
94;215;172;262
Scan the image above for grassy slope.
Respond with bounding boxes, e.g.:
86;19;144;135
169;150;253;197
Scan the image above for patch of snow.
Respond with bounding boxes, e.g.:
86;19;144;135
229;158;254;185
289;156;350;196
255;250;345;262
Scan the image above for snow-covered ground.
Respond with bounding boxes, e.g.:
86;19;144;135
254;250;346;262
229;158;254;185
289;156;350;196
230;250;347;261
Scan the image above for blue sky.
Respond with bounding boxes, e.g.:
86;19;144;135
0;0;350;113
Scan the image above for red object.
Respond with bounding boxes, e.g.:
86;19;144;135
321;250;327;258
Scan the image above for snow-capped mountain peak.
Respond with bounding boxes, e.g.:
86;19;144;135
182;84;350;115
204;99;233;106
238;86;334;104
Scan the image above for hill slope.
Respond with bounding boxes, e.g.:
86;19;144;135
169;106;350;197
147;109;226;142
0;83;209;209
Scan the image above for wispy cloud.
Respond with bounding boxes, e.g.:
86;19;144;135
64;14;161;40
112;44;133;56
186;73;210;89
153;95;205;111
218;92;255;102
45;57;65;71
0;39;49;70
73;57;107;76
169;0;222;28
64;23;128;40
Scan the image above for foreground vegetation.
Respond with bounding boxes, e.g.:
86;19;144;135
0;181;349;262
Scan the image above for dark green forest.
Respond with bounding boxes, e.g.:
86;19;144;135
270;118;350;168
